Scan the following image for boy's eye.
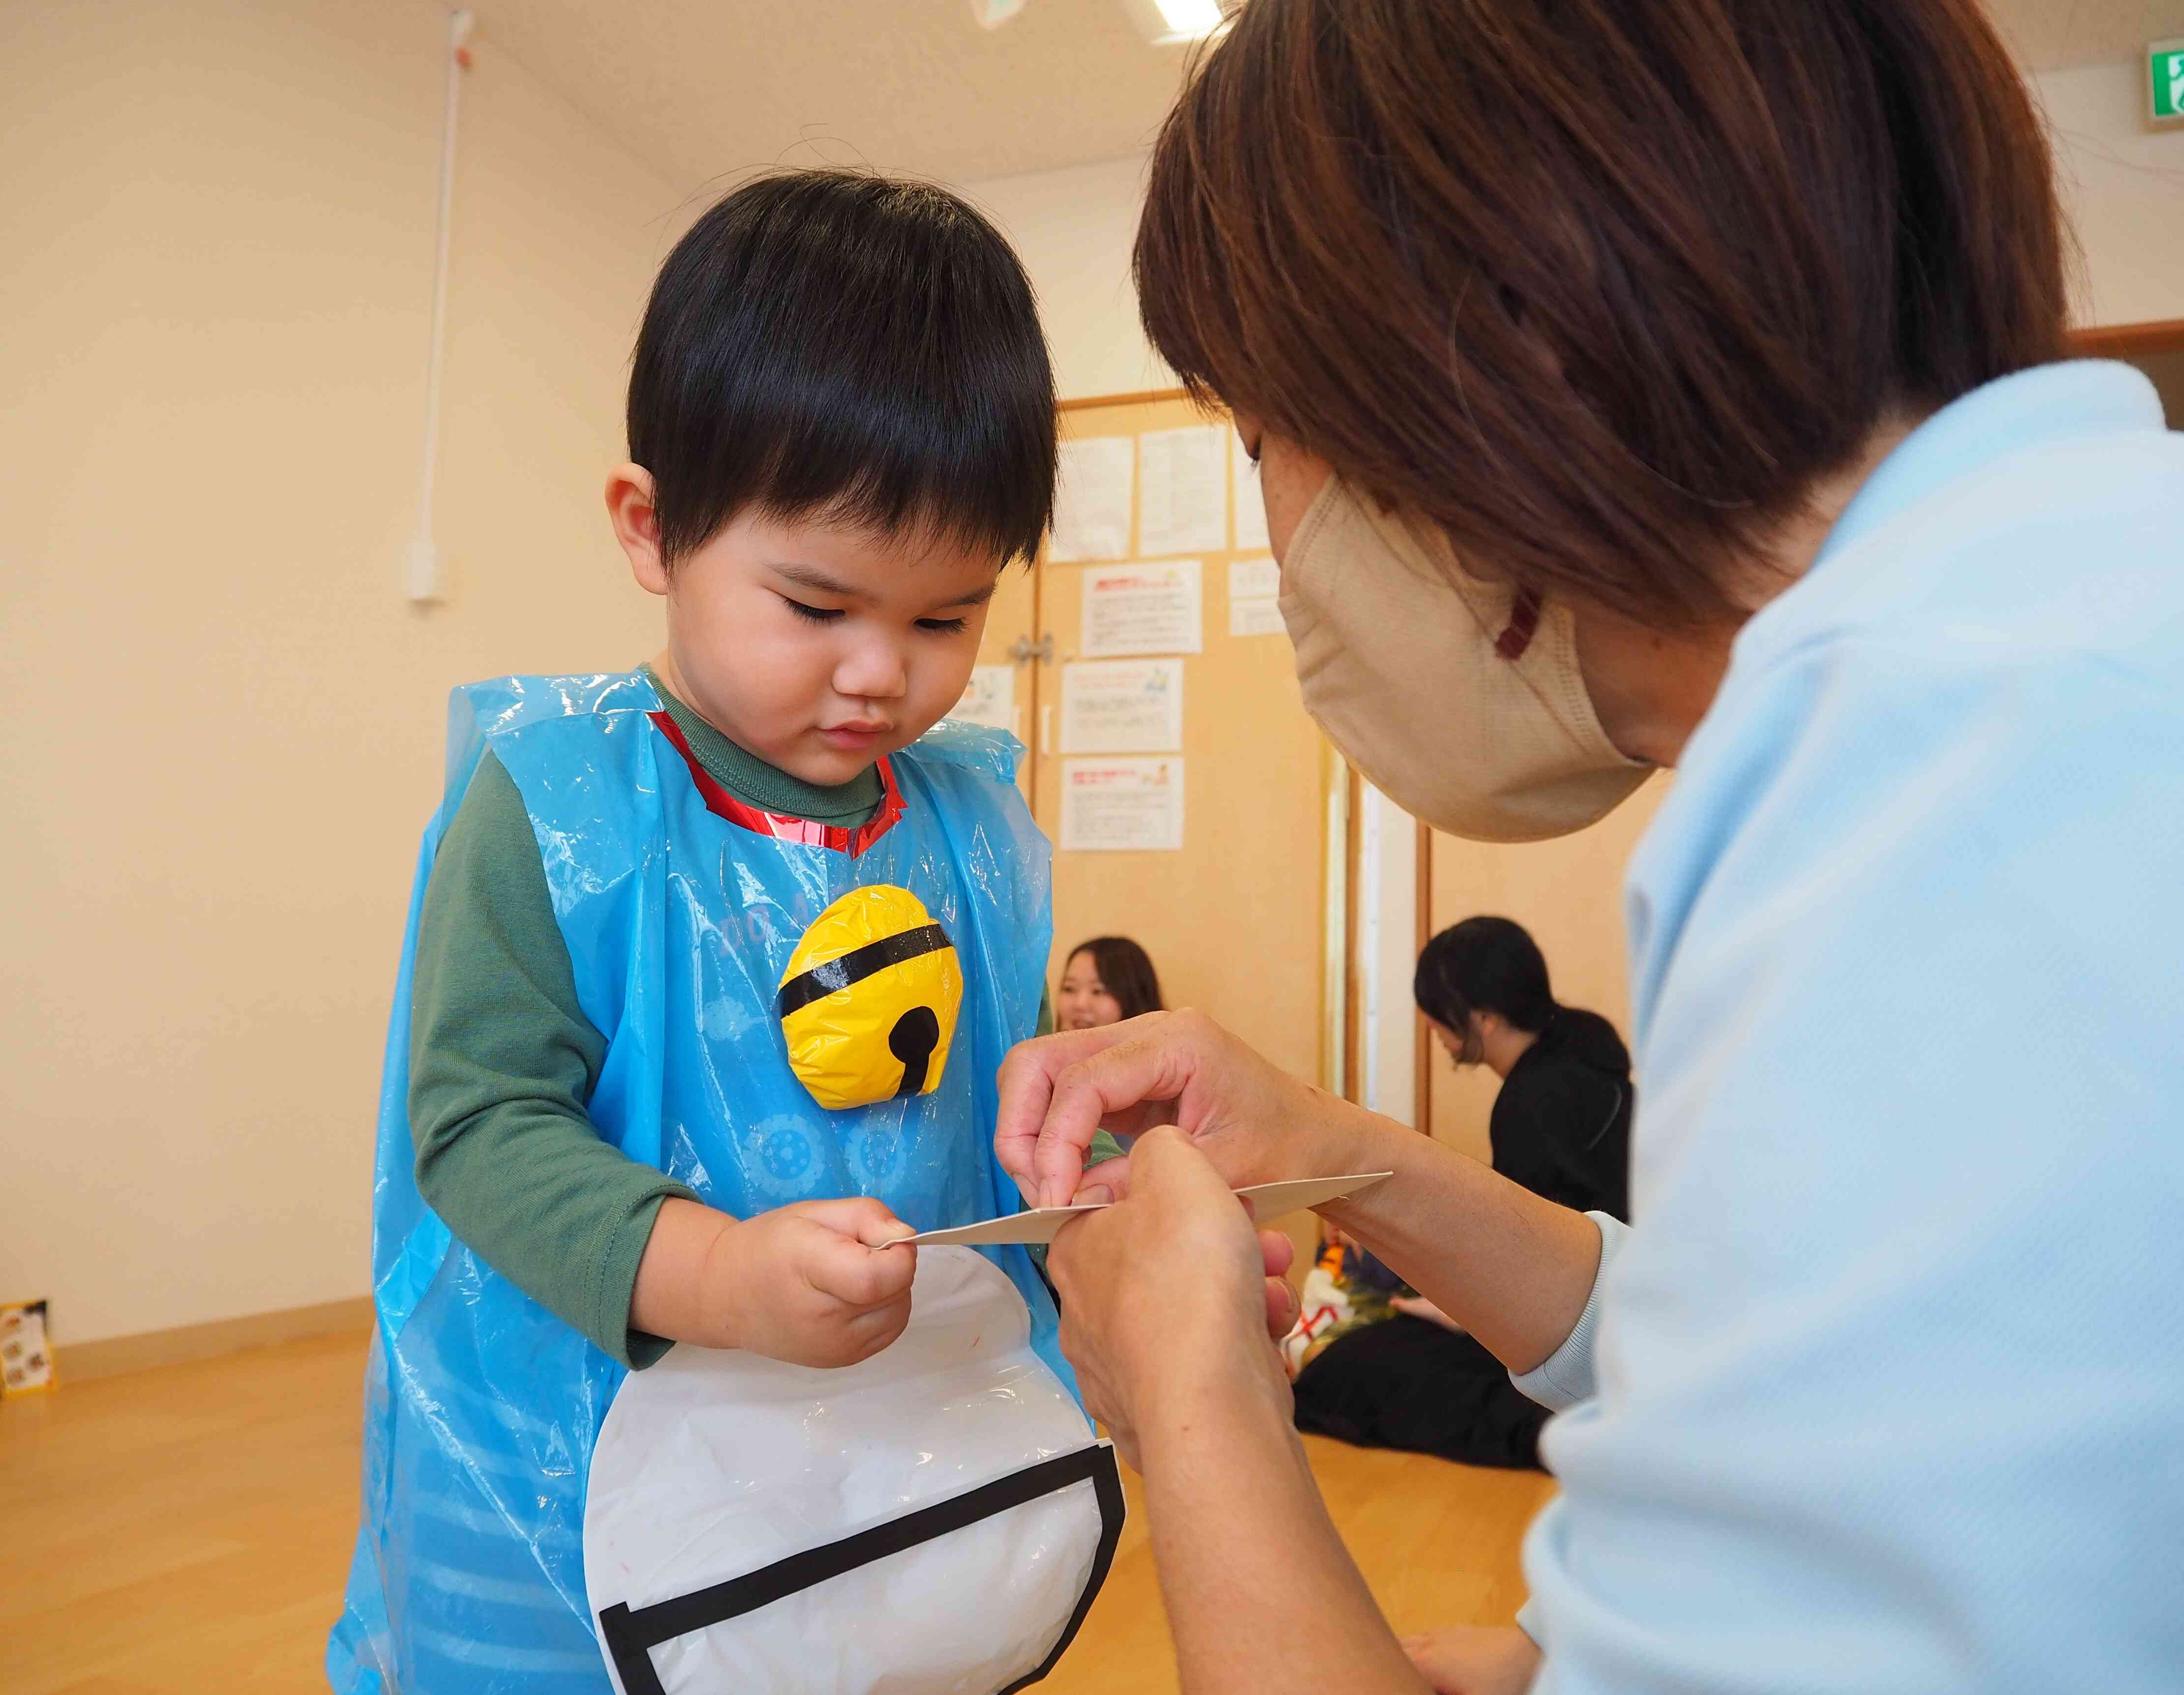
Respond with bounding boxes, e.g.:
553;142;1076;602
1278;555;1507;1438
783;598;845;624
916;616;970;635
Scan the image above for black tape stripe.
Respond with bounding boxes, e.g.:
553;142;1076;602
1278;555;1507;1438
598;1440;1125;1695
776;922;951;1018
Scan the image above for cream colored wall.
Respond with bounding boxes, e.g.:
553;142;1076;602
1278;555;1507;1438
1;0;686;1346
2033;62;2184;327
960;156;1171;402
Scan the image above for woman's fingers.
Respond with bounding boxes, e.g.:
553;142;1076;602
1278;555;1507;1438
994;1021;1152;1202
1031;1021;1218;1205
1258;1228;1299;1339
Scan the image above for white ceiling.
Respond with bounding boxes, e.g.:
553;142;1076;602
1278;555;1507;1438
475;0;1200;191
1986;0;2184;73
475;0;2184;196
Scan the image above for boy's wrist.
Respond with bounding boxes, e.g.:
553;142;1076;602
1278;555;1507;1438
631;1196;744;1349
690;1209;751;1352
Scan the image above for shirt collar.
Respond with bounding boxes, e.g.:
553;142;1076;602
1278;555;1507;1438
1816;360;2165;567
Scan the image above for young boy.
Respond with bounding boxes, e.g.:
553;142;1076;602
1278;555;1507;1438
328;172;1105;1695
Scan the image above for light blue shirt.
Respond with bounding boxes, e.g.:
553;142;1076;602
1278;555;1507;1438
1517;363;2184;1693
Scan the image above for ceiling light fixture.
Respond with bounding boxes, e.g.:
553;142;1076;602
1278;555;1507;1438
1119;0;1229;46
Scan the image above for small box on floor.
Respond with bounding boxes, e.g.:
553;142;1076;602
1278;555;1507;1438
0;1299;55;1395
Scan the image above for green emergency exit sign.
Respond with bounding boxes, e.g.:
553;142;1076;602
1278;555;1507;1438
2152;38;2184;123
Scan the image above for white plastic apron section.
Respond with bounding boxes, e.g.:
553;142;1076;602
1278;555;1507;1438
585;1248;1114;1695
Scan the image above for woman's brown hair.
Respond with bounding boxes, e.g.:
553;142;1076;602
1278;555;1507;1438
1067;937;1165;1021
1135;0;2070;626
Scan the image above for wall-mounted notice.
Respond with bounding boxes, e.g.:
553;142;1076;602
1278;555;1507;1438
1082;559;1202;657
1228;556;1284;638
1137;425;1229;558
950;663;1016;733
1229;596;1287;639
1059;657;1184;753
1228;557;1280;601
1050;436;1134;563
1232;432;1270;551
1059;756;1185;852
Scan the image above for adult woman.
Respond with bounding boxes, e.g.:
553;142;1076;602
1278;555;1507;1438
999;2;2184;1692
1291;919;1631;1471
1055;936;1164;1030
1411;918;1630;1224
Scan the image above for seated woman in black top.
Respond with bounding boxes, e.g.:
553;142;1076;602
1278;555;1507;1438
1290;917;1631;1470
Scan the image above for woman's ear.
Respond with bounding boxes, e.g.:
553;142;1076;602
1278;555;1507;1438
606;464;669;596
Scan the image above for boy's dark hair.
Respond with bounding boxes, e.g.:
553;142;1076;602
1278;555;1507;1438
1067;936;1165;1021
1135;0;2068;627
629;171;1055;567
1414;917;1556;1035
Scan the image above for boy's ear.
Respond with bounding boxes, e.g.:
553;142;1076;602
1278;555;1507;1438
606;463;669;596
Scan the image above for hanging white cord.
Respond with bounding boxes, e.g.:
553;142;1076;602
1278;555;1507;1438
406;9;474;603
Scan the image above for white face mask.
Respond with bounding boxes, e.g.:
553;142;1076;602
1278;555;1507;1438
1280;476;1651;843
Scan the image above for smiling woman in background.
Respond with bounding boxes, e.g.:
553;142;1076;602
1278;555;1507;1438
1000;0;2184;1691
1056;936;1163;1031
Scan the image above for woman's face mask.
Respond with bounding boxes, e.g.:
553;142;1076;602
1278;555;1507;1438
1278;475;1651;842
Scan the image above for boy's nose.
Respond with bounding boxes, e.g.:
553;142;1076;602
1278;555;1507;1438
834;640;908;701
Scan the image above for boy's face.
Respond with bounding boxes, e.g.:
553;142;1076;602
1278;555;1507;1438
612;470;1003;787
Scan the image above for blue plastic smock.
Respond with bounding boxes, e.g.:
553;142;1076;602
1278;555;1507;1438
327;672;1066;1694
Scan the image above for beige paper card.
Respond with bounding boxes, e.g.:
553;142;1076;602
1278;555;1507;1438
895;1171;1393;1248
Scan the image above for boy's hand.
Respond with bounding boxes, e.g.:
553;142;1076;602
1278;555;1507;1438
634;1196;918;1368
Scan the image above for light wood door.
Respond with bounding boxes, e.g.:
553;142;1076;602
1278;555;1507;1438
1423;774;1671;1160
967;558;1042;798
1031;395;1332;1083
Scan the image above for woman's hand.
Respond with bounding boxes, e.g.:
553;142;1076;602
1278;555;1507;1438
1400;1625;1541;1695
1046;1127;1299;1469
1047;1128;1434;1693
1009;1011;1601;1379
996;1008;1365;1208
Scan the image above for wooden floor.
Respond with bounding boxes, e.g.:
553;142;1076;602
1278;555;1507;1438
2;1329;1554;1695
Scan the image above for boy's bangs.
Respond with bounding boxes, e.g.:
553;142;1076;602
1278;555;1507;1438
630;172;1057;569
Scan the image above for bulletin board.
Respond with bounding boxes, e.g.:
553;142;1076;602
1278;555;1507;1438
968;391;1336;1090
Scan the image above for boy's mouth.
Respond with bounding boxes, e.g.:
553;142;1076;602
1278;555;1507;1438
817;720;891;752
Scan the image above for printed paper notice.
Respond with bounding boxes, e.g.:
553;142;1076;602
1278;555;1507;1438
1059;756;1185;853
1232;432;1270;550
1049;437;1134;563
1059;657;1184;753
1137;425;1229;557
1228;557;1279;601
1081;559;1202;657
949;663;1016;733
1229;596;1287;638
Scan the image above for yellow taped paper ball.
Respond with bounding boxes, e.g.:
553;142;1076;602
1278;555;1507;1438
776;886;963;1111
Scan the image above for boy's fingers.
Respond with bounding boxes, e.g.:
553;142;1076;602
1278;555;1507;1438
796;1196;916;1248
806;1230;918;1307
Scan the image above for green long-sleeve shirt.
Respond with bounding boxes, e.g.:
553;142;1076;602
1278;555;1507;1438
408;671;1104;1369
